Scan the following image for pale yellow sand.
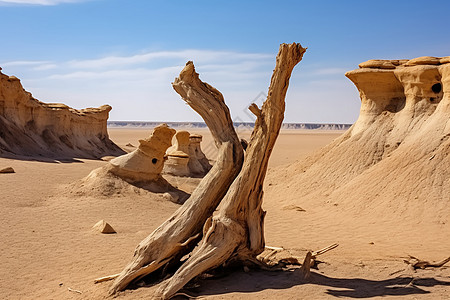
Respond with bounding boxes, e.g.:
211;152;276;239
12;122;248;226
0;128;448;300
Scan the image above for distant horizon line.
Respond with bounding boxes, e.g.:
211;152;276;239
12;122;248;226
107;121;353;130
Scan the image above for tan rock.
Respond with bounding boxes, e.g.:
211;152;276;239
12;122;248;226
164;131;212;177
358;59;397;69
92;220;116;234
188;134;211;176
0;70;124;159
0;167;14;173
163;131;191;176
279;54;450;226
440;56;450;64
68;124;182;199
405;56;441;66
108;124;176;182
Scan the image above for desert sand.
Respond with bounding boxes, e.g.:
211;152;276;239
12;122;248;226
1;54;450;299
1;127;449;300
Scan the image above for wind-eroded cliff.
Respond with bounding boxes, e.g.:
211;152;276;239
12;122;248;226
271;56;450;223
0;69;124;159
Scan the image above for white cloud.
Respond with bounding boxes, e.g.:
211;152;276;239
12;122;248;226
2;60;51;66
32;63;58;71
1;49;360;124
0;0;88;5
46;66;182;80
67;50;272;69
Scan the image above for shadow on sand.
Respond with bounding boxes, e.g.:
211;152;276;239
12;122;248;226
1;152;88;163
181;268;450;299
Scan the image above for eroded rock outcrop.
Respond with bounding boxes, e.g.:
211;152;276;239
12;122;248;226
0;70;124;159
107;124;176;182
270;55;450;223
69;124;191;203
163;131;211;177
188;134;212;176
164;130;190;176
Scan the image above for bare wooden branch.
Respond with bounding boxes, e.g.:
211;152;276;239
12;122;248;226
67;287;82;294
265;245;284;251
94;273;120;284
248;103;262;119
312;243;339;257
405;255;450;269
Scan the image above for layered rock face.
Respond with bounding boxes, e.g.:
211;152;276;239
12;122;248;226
0;70;124;159
271;56;450;223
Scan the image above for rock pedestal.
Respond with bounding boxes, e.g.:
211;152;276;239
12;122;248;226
163;131;211;177
188;134;211;176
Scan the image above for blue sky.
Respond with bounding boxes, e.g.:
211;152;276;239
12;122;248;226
1;0;449;123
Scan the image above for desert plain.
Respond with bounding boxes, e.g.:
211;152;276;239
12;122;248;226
1;49;450;300
1;126;449;300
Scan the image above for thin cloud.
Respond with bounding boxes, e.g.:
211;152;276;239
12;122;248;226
32;63;58;71
46;66;182;80
3;48;359;123
1;60;51;66
68;50;272;69
0;0;89;5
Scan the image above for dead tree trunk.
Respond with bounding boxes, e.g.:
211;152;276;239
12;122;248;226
109;61;244;294
109;43;306;299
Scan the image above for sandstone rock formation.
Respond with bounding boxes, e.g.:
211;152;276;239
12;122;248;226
70;124;187;202
164;130;190;176
271;55;450;223
164;131;211;177
107;124;176;183
0;70;124;159
188;134;212;176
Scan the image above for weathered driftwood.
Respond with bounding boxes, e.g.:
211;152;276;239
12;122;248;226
109;60;244;294
109;43;306;299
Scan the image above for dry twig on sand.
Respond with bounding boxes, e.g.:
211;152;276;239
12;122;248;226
94;273;120;284
404;255;450;270
67;287;82;294
300;243;339;279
